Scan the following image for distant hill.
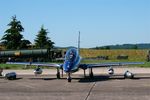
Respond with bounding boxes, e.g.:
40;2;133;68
92;43;150;49
54;46;77;49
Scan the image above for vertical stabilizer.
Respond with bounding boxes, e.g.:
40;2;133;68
78;31;80;55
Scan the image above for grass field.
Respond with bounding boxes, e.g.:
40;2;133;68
0;61;150;69
80;49;148;61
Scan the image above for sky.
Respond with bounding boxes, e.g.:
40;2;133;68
0;0;150;48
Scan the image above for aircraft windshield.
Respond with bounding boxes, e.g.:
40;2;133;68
65;49;76;61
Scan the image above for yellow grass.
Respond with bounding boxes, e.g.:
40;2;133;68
80;49;148;61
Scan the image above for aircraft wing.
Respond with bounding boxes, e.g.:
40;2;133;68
79;62;144;69
6;62;61;68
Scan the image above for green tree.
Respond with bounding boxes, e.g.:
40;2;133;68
105;46;110;50
133;45;138;49
1;16;31;49
34;26;54;49
20;40;31;49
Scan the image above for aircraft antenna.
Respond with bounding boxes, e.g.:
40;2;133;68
78;31;80;54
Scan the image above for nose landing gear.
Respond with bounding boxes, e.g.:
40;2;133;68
67;73;72;82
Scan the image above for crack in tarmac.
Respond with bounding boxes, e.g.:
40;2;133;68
84;82;96;100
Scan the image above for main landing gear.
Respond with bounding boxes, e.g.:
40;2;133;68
83;69;86;78
56;68;60;79
89;68;94;78
56;68;64;79
83;68;94;78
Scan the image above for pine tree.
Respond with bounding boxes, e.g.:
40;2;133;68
1;16;31;49
34;26;54;49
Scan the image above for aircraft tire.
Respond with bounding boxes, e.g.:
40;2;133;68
57;73;60;79
68;78;72;82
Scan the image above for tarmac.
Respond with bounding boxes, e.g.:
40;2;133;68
0;67;150;100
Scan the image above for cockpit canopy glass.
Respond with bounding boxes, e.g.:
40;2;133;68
65;49;77;61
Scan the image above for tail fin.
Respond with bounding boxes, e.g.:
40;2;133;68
78;31;80;55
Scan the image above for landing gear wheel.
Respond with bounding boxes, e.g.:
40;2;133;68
83;69;86;78
56;72;60;79
89;68;94;78
67;73;72;82
67;77;72;82
89;73;93;78
56;68;60;79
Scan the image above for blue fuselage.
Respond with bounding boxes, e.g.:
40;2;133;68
63;48;81;73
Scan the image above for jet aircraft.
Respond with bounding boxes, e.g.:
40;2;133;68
6;32;144;82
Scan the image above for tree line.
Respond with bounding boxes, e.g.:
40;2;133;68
0;16;54;50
